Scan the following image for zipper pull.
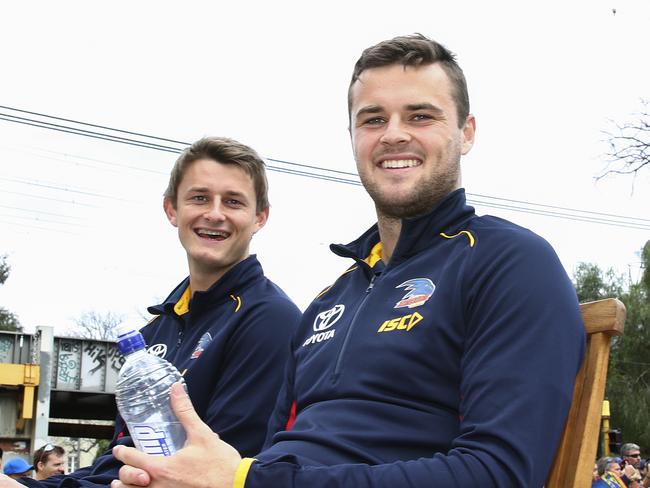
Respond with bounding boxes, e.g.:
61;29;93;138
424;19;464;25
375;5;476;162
366;275;376;293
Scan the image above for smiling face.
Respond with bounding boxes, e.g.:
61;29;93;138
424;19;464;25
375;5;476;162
164;158;268;291
36;454;65;480
349;63;475;219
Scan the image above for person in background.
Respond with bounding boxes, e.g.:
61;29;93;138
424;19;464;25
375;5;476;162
32;446;64;481
619;443;644;487
622;444;643;470
593;456;627;487
110;33;585;488
2;459;32;480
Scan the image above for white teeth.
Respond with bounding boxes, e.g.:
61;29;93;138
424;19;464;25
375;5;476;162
197;229;229;238
380;159;420;169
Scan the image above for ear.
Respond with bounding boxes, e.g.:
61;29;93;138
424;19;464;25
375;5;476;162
460;114;476;155
253;207;269;234
163;197;178;227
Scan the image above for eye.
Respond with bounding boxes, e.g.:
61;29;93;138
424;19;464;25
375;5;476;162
411;113;434;121
226;198;244;207
362;116;386;126
191;195;208;203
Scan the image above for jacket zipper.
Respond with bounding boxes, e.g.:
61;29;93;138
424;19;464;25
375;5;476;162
332;274;377;379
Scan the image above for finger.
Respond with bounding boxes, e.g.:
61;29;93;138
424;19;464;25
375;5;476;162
110;480;142;488
118;463;151;486
170;382;214;440
0;474;23;487
113;445;156;472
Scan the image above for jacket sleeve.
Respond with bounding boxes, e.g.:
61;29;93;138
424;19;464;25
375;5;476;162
243;234;586;487
201;296;301;457
261;337;297;448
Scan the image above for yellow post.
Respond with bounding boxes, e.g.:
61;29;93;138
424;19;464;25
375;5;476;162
0;363;40;420
601;400;611;457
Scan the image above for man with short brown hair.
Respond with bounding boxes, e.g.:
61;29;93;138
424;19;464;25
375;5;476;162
113;34;584;488
0;137;301;488
32;445;64;481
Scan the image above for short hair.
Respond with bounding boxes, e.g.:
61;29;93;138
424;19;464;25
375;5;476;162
32;444;65;470
164;136;269;213
596;456;620;476
621;443;641;456
348;33;470;128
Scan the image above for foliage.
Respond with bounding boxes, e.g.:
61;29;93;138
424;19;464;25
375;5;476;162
0;254;22;332
573;262;624;302
0;255;9;284
91;438;112;464
0;309;21;331
71;310;124;341
574;241;650;452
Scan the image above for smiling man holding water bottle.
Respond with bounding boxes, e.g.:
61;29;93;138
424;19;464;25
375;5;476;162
109;34;585;488
1;136;301;488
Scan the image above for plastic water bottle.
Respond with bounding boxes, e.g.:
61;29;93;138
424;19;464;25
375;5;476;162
115;325;187;456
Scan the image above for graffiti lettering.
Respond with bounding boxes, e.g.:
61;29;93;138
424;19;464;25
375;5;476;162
107;346;125;371
83;343;106;375
57;350;79;385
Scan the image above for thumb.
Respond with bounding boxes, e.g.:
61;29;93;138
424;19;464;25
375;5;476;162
170;382;214;441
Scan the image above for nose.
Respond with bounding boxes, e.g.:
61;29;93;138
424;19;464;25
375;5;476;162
203;200;226;222
379;117;411;146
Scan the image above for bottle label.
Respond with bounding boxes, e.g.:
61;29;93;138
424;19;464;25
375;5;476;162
131;424;175;456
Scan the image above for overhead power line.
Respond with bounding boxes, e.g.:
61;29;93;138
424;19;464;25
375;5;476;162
0;104;649;231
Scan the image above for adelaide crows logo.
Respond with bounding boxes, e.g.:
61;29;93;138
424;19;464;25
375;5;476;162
394;278;435;309
191;332;213;359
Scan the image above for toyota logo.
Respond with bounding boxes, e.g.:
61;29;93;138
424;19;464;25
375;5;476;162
313;304;345;331
148;343;167;358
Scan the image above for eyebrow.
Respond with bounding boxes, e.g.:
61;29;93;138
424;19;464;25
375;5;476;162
224;190;248;200
186;187;248;199
355;103;446;119
187;186;210;193
355;105;384;118
405;103;445;116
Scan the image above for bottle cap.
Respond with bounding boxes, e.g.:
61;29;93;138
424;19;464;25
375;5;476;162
116;324;146;355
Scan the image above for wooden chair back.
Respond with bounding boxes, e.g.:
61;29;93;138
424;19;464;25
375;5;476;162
546;298;626;487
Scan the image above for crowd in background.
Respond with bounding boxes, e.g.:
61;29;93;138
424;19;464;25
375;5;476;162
1;445;65;481
594;443;650;487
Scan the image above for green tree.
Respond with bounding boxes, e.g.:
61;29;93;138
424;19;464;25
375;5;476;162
574;241;650;452
573;262;624;302
91;438;112;464
606;241;650;453
0;255;22;332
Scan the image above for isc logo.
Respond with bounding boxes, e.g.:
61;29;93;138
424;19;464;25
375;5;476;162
377;312;423;333
132;425;173;456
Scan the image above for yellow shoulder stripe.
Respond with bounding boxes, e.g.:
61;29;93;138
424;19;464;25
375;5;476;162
316;266;358;300
230;294;242;312
145;315;161;327
233;458;256;488
440;230;475;248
